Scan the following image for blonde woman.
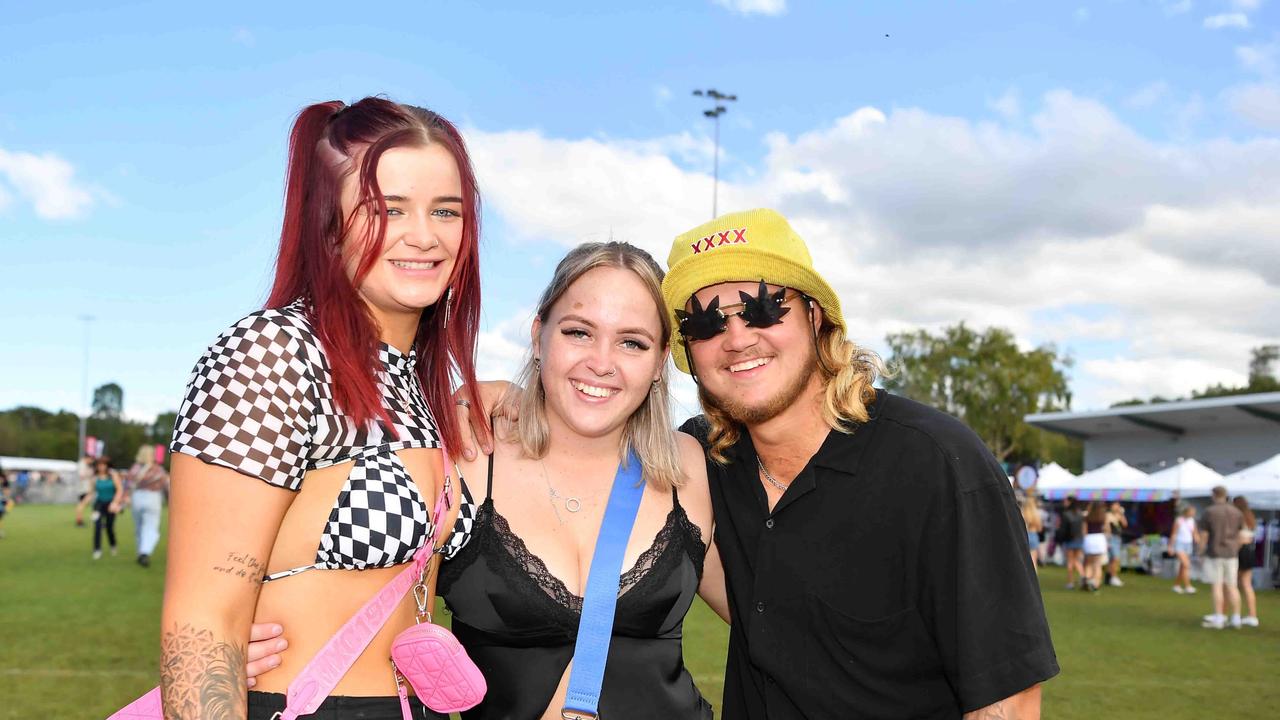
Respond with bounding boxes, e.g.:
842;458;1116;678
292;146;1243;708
1022;496;1044;570
246;242;725;719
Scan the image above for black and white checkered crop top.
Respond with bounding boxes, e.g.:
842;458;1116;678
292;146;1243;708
170;299;469;582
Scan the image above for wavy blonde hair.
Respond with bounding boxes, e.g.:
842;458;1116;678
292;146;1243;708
699;312;886;464
500;242;684;490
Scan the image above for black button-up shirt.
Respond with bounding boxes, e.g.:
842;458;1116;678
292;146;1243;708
681;390;1058;719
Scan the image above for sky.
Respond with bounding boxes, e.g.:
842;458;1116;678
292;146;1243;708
2;0;1278;425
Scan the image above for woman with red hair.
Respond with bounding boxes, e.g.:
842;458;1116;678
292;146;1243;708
160;97;483;719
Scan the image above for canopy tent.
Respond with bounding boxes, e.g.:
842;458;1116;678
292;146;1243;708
0;455;78;474
1144;459;1222;500
1027;462;1077;497
1038;459;1165;501
1226;453;1280;511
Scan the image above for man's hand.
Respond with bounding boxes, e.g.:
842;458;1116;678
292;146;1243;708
963;684;1041;719
244;622;287;688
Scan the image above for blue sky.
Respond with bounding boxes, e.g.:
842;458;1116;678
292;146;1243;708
3;0;1278;424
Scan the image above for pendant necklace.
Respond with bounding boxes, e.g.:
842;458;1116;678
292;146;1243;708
540;459;585;525
757;456;791;492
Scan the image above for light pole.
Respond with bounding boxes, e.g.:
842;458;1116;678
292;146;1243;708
693;88;736;219
77;314;94;460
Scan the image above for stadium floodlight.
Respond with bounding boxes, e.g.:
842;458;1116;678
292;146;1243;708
692;88;737;218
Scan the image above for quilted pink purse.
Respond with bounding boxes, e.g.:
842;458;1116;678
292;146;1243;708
388;476;486;715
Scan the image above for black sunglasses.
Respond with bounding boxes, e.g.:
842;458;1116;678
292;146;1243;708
676;280;803;342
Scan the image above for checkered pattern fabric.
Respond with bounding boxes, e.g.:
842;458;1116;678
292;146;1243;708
318;450;430;570
171;300;450;582
442;474;478;560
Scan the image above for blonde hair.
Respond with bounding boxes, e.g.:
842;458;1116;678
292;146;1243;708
1022;496;1043;530
501;242;684;490
700;314;887;464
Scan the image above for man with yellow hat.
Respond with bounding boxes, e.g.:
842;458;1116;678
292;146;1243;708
665;208;1058;719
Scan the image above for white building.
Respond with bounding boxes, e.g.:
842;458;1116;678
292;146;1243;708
1025;392;1280;474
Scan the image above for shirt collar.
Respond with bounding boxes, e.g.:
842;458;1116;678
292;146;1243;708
379;342;418;376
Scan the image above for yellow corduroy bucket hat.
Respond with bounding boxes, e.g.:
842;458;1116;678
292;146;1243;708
662;208;844;374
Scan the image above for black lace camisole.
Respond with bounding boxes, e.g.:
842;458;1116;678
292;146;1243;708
436;453;713;720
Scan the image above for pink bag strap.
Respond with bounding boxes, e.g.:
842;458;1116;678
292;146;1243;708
279;450;456;720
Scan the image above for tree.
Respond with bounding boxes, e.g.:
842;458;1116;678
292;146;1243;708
91;382;124;419
884;322;1073;462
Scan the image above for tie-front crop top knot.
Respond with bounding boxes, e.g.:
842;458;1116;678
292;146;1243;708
170;299;470;582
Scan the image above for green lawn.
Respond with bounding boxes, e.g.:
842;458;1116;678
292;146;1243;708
2;504;1277;719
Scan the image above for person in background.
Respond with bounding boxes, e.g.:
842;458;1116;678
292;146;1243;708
1170;504;1198;594
1104;501;1128;587
1233;496;1260;627
0;465;10;539
1198;486;1244;629
127;444;170;568
85;457;123;559
1060;495;1086;589
1022;495;1044;571
1081;502;1108;592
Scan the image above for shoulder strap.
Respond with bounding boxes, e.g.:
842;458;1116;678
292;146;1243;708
280;451;455;720
486;447;495;499
562;450;645;720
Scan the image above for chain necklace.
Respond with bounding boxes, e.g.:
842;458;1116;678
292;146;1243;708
757;456;790;492
540;459;587;525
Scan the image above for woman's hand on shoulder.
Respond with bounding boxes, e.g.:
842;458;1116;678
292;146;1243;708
454;380;521;461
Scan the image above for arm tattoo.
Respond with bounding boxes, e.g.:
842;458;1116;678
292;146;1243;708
211;551;266;586
160;623;247;719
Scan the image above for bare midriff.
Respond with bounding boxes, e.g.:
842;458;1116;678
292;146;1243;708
251;446;445;697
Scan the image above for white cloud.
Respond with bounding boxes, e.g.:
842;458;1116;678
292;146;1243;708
1229;0;1262;10
466;91;1280;410
0;148;95;219
1127;80;1170;107
1162;0;1193;15
711;0;787;17
1075;7;1091;22
1237;42;1277;76
988;88;1021;120
1225;82;1280;129
1203;12;1250;28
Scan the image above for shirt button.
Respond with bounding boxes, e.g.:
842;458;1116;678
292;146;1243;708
756;601;766;613
765;518;775;529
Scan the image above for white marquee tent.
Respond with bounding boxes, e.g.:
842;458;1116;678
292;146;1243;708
1144;459;1222;500
1226;453;1280;510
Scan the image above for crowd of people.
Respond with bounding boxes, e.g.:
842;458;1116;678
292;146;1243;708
69;445;171;565
1017;480;1264;629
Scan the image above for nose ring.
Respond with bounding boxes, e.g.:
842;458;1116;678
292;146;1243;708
605;368;617;377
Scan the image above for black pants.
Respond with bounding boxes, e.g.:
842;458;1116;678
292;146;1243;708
247;690;447;719
92;500;116;551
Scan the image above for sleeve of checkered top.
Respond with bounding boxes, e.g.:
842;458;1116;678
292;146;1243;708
170;313;315;491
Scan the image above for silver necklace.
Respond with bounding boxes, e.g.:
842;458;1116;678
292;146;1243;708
757;456;790;492
539;459;584;524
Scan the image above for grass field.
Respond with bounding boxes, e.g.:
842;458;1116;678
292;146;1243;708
2;504;1278;719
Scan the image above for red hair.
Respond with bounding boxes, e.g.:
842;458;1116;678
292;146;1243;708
266;97;484;451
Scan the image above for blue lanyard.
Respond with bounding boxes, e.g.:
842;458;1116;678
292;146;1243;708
562;450;645;719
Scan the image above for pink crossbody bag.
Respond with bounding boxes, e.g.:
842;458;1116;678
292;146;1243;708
109;451;485;720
